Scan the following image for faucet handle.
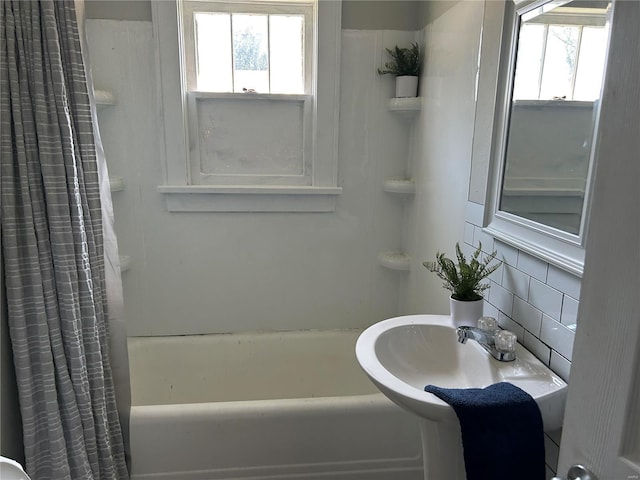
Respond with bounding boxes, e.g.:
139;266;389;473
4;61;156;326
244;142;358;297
494;329;518;353
477;316;498;332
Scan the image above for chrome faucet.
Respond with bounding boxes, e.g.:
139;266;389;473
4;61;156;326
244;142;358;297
456;326;516;362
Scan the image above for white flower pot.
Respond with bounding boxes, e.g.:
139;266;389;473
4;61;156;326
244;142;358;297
449;297;484;328
395;75;419;98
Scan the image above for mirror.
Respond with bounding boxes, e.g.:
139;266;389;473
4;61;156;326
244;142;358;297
483;0;613;275
499;1;609;235
500;0;610;236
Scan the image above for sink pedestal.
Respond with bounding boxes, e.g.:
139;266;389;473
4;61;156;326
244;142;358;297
419;418;466;480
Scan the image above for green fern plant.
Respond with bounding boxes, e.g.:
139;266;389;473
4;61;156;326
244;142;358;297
423;243;501;301
377;43;421;76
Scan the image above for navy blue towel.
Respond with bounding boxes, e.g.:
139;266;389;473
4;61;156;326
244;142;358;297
424;382;545;480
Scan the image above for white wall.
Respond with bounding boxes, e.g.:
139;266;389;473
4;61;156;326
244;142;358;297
401;1;485;316
86;20;418;336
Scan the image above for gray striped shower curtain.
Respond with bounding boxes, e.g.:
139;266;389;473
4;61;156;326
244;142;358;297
1;1;129;479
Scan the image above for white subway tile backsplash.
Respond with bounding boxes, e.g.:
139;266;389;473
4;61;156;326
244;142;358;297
477;218;582;382
464;222;475;245
541;315;575;361
547;428;562;446
483;301;499;320
523;330;551;365
488;282;514;316
498;312;525;342
550;351;571;382
544;435;560;474
465;201;484;226
461;242;475;259
502;265;530;300
517;251;548;282
493;240;519;267
528;279;563;321
512;296;543;335
547;266;581;300
560;295;579;327
474;229;494;252
488;262;503;285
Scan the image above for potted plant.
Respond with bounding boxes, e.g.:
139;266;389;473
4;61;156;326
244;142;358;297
377;42;421;98
423;243;501;327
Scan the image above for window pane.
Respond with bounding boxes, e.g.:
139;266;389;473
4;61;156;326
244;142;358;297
232;14;269;93
539;25;580;100
195;13;232;92
269;15;305;94
573;26;608;101
512;23;546;100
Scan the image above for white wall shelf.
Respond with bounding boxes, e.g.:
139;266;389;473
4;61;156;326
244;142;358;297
94;89;116;106
377;251;411;271
388;97;422;116
383;178;415;195
379;96;420;271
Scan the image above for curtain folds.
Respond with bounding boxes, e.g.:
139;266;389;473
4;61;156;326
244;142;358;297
0;1;128;479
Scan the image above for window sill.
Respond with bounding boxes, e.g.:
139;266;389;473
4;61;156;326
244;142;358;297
158;185;343;212
191;92;312;102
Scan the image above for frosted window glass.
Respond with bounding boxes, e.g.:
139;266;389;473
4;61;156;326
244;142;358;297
196;98;304;175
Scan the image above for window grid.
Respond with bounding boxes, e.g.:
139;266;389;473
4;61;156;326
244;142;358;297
266;16;272;93
229;15;235;92
536;25;549;99
183;2;311;95
567;26;584;98
516;22;604;101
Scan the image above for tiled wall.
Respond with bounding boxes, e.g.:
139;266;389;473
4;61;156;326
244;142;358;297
464;202;579;380
464;200;580;478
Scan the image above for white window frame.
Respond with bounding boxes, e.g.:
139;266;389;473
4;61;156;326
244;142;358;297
152;0;342;212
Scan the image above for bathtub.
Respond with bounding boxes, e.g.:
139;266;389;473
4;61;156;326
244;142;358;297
128;329;422;480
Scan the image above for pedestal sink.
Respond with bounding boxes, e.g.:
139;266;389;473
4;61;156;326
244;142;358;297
355;315;568;480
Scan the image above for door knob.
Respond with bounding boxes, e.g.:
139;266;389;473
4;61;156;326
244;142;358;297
551;464;597;480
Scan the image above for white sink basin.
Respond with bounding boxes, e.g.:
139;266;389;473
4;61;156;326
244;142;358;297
355;314;568;431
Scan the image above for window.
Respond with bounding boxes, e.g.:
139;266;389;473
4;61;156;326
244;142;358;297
513;12;609;101
152;0;342;212
182;2;312;94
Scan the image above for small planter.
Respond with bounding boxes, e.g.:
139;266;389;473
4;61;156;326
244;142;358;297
449;297;484;328
424;243;500;329
378;43;421;98
395;76;419;98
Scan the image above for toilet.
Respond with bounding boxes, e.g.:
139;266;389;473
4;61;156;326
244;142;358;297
0;457;32;480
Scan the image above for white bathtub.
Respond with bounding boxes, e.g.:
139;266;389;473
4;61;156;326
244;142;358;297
128;329;422;480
